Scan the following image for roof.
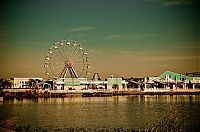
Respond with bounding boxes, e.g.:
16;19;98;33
159;71;193;81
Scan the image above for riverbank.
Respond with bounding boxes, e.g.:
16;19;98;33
115;90;200;96
1;89;200;99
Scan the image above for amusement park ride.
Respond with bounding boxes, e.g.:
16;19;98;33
44;40;91;80
43;39;123;92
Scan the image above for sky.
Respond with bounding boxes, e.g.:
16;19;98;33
0;0;199;79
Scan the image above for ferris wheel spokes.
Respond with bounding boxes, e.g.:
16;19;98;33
44;40;90;80
59;62;78;78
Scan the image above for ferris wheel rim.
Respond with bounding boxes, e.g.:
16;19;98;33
44;40;90;80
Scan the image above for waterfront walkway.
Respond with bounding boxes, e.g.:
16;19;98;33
2;88;200;98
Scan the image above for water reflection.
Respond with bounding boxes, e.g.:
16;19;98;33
134;95;200;103
0;95;200;131
4;95;200;105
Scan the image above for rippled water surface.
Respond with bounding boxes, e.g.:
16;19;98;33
1;95;200;131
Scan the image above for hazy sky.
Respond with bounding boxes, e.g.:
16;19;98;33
0;0;199;79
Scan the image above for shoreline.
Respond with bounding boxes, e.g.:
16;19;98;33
1;90;200;99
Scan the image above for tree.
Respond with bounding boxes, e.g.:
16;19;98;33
0;78;12;89
27;79;37;89
35;79;43;89
0;78;3;90
112;84;119;92
5;79;12;88
26;79;43;89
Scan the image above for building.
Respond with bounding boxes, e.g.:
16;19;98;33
54;75;126;92
56;78;87;91
147;71;200;90
11;78;43;88
107;77;126;91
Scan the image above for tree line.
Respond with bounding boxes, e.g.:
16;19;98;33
0;78;43;90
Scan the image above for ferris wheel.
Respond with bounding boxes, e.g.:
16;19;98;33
44;40;90;80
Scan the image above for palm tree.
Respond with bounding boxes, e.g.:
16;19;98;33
35;79;43;89
28;79;37;89
0;78;3;90
4;79;12;88
112;84;119;92
0;78;12;89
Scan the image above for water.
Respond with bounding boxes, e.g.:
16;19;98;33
0;95;200;131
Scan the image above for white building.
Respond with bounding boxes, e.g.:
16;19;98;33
11;78;43;88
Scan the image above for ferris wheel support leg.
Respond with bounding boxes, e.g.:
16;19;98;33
59;66;68;78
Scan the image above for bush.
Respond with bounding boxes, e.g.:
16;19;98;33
0;119;16;130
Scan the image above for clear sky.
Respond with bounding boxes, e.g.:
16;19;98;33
0;0;199;79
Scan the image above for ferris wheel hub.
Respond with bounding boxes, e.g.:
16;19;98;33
66;62;72;68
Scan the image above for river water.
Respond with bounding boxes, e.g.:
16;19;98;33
0;95;200;131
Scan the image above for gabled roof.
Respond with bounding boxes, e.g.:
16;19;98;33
159;71;193;81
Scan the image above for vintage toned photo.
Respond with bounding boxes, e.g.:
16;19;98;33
0;0;199;131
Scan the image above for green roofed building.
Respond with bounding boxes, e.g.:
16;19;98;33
148;71;200;89
107;78;123;91
159;71;193;82
56;78;87;91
